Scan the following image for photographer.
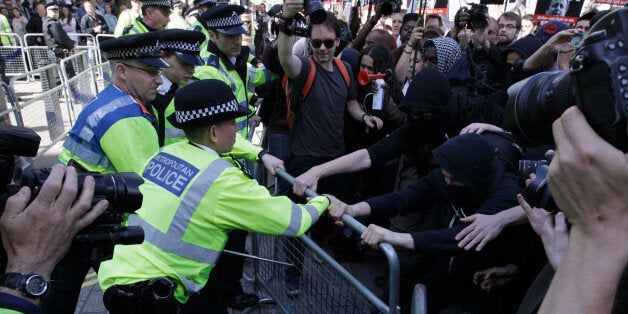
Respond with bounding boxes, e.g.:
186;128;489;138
0;165;107;312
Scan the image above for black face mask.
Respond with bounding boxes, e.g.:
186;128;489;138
444;184;475;207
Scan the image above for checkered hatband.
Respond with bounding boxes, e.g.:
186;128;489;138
174;99;240;124
160;40;201;54
103;42;162;60
206;11;243;29
196;0;216;7
142;0;171;8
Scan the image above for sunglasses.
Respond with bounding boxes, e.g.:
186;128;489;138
310;39;335;49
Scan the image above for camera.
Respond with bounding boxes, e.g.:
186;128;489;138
455;3;488;30
518;159;558;212
379;0;401;16
506;8;628;211
0;123;145;263
304;0;326;24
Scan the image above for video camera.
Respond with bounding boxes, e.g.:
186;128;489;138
455;3;488;31
379;0;401;16
505;7;628;211
0;123;145;264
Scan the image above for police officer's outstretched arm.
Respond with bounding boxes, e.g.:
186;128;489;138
277;0;303;79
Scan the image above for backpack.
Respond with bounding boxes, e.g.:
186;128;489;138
282;56;351;129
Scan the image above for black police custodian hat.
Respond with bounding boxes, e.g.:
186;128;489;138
45;2;59;10
100;32;170;68
167;79;252;128
201;4;248;35
159;29;204;66
193;0;216;8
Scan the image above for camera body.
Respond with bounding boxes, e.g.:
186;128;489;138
506;7;628;212
0;124;145;264
380;0;401;16
455;3;488;30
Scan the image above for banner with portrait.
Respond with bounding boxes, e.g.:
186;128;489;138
533;0;585;23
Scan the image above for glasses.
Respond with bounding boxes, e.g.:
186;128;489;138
310;39;335;49
121;63;162;76
498;24;518;30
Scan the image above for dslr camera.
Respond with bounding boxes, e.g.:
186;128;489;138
379;0;402;16
0;124;145;263
455;3;488;30
505;7;628;210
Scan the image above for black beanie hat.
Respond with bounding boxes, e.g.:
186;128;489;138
399;67;452;113
502;34;543;62
402;13;419;26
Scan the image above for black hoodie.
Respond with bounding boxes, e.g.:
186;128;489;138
365;133;521;255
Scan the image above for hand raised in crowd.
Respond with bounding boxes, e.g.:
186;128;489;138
459;123;507;135
0;165;107;288
518;193;568;270
281;0;303;19
407;25;424;48
455;212;508;251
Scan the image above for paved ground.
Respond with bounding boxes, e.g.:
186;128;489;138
8;78;393;313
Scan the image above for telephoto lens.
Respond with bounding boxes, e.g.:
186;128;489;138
306;0;326;24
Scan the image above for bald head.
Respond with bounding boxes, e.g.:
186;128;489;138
365;29;395;51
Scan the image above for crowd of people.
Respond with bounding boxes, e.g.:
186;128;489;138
0;0;626;313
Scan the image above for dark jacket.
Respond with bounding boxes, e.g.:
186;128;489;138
43;17;75;53
80;13;109;37
25;14;44;46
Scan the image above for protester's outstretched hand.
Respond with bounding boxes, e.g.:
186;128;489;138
1;165;108;279
294;168;320;196
456;213;507;251
518;194;568;270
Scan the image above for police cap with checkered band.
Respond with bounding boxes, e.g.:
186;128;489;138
167;79;251;128
201;4;248;35
159;29;205;66
193;0;216;9
100;32;170;68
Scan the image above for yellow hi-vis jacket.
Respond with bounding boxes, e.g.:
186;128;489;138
98;141;329;303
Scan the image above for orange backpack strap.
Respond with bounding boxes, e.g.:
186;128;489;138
333;57;351;87
300;57;317;99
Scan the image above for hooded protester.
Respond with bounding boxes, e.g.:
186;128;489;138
422;36;470;93
333;133;542;312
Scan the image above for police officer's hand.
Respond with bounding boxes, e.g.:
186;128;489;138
364;115;383;130
282;0;303;19
261;153;284;176
0;165;108;283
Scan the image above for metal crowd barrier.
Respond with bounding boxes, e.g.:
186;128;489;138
0;33;29;77
247;169;401;313
59;50;98;124
6;63;70;165
23;33;49;77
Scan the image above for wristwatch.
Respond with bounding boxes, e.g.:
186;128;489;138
0;273;49;298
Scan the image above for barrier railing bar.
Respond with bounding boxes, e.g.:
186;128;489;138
275;168;401;313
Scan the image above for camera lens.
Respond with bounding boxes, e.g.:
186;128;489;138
87;172;144;213
307;0;326;24
504;71;574;146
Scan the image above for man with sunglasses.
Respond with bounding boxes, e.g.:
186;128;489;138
120;0;171;36
49;32;170;313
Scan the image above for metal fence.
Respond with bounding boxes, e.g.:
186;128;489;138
60;50;99;124
247;170;402;314
0;33;29;76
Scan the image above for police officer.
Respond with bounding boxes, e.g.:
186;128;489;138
167;0;189;29
121;0;171;36
98;79;339;313
195;4;273;138
188;0;216;55
43;2;76;78
45;32;170;313
147;29;205;146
